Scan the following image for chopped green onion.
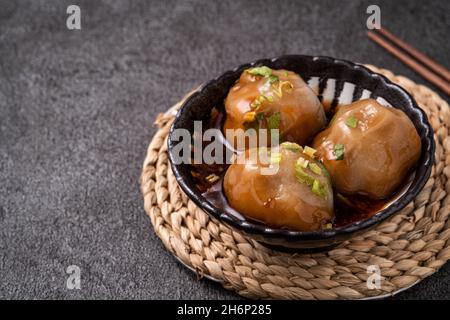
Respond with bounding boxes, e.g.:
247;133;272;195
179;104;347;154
255;112;265;122
295;160;328;198
250;94;274;109
270;152;282;164
273;80;294;98
244;112;264;131
280;142;302;152
267;74;279;84
308;162;322;175
295;162;315;186
246;66;273;77
324;223;332;229
250;99;260;109
334;143;345;160
243;111;256;123
296;157;309;169
303;146;317;158
258;147;269;160
312;179;321;195
205;174;220;183
284;71;289;77
345;116;358;128
317;161;330;178
312;179;327;197
267;112;281;130
260;95;271;103
302;159;310;168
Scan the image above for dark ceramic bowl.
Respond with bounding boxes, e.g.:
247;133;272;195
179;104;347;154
167;55;434;251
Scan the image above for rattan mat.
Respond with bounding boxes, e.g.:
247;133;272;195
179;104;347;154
140;65;450;299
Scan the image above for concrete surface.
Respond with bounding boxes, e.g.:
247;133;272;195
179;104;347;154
0;0;449;299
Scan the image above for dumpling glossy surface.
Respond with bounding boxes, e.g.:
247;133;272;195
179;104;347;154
312;99;421;199
223;143;334;231
223;66;326;149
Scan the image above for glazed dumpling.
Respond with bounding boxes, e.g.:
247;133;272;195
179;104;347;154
223;66;326;149
223;143;334;231
312;99;421;199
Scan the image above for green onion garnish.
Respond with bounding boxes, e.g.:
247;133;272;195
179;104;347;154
345;116;358;128
295;162;315;186
255;112;265;122
303;146;317;158
246;66;273;77
333;143;345;160
308;162;322;175
312;179;326;197
267;112;281;130
295;161;327;198
267;75;279;84
280;142;302;152
270;152;282;164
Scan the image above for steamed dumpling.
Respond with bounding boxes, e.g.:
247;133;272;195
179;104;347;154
223;66;326;149
312;99;421;199
223;143;334;231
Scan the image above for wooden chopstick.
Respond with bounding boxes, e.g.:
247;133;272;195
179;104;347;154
367;30;450;96
378;28;450;82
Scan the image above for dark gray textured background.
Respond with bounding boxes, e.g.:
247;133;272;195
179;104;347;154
0;0;449;299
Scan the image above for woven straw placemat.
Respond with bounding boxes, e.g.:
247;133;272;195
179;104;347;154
140;65;450;299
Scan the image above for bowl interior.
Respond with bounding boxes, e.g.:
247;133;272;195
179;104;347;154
168;55;434;241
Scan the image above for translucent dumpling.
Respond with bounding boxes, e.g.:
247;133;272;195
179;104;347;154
223;143;334;231
312;99;421;199
223;66;326;149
